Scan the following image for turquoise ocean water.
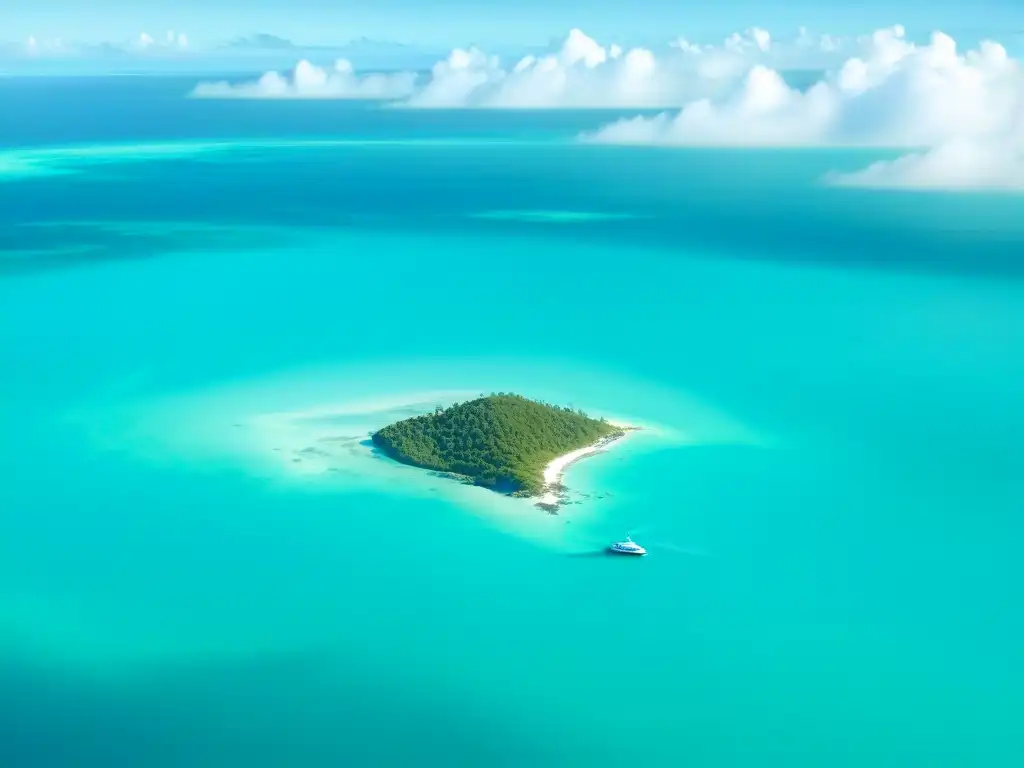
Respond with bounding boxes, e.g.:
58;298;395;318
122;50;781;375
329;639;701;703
2;77;1023;766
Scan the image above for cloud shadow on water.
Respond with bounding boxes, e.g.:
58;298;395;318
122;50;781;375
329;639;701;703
2;144;1023;282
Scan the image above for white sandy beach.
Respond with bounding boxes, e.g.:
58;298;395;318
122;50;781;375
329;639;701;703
537;423;637;508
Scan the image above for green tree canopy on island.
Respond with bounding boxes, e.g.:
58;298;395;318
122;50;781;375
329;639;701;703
371;394;621;495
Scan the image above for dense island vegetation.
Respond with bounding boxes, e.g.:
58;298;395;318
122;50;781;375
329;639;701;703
371;394;623;495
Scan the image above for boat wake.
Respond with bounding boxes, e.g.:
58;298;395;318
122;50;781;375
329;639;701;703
628;524;712;558
642;540;712;558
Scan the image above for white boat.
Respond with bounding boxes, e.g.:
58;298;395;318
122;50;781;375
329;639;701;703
608;535;647;556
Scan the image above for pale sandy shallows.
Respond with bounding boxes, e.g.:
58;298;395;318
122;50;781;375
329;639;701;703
537;423;635;507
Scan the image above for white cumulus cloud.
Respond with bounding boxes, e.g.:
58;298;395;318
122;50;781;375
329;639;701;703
131;30;188;52
405;47;505;107
188;28;779;108
588;65;834;145
16;35;67;56
586;26;1024;190
404;28;743;108
725;27;771;54
830;138;1024;190
190;59;418;100
796;26;843;53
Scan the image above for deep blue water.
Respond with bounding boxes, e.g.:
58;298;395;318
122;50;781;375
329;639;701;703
1;77;1023;767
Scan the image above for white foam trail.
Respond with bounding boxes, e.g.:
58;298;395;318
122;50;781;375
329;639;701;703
615;525;712;558
645;540;713;558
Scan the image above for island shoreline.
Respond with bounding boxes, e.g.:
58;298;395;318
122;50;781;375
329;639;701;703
535;423;638;512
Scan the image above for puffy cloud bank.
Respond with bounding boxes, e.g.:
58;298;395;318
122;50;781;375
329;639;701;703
405;28;743;108
587;26;1024;190
830;140;1024;190
183;24;1023;190
190;27;806;108
190;59;418;100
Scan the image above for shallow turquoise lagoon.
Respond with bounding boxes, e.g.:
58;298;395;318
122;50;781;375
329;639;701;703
1;83;1022;767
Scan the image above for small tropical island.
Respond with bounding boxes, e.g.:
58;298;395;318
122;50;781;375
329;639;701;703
371;393;633;508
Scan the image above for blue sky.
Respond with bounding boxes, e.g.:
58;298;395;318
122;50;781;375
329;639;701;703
4;0;1021;48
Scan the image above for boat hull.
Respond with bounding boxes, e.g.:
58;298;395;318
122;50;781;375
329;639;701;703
607;546;647;556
